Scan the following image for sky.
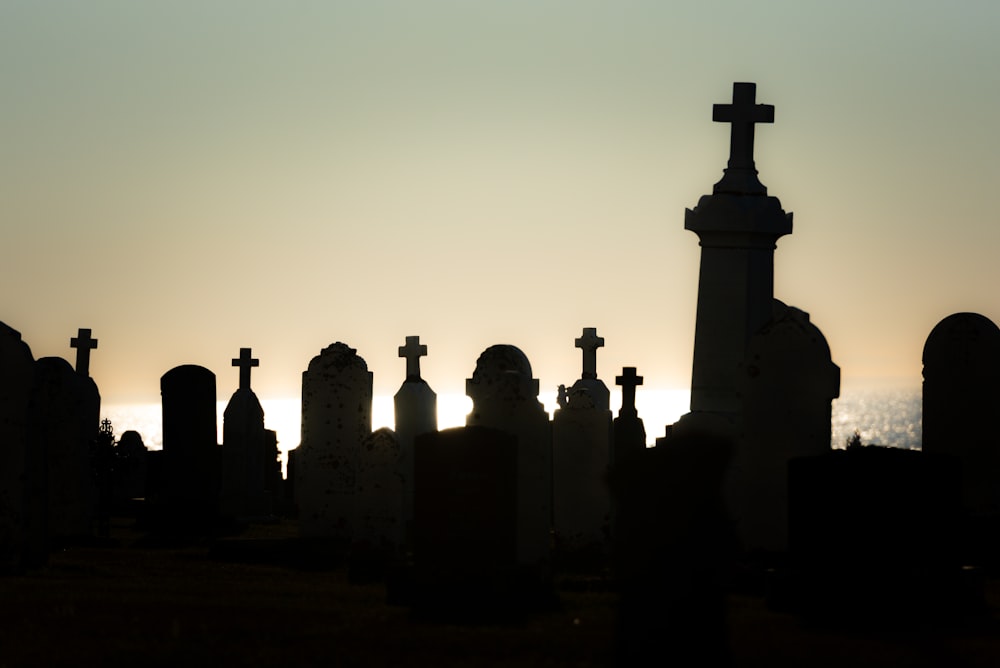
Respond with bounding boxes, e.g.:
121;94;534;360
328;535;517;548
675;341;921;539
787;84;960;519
4;1;1000;416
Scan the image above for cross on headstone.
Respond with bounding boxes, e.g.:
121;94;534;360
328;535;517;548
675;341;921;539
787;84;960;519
575;327;604;379
399;335;427;380
232;347;259;390
616;367;643;417
70;328;98;376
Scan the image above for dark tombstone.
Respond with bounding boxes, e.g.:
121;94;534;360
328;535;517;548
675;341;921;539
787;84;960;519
732;301;839;553
923;313;1000;518
159;364;220;527
112;429;148;509
393;336;437;547
612;367;646;465
466;344;552;580
611;427;735;666
782;447;976;621
222;348;272;519
295;342;372;540
0;322;44;570
34;356;99;540
410;426;519;615
351;427;403;581
552;328;613;563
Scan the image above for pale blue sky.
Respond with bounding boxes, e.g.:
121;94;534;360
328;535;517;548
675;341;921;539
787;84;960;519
3;1;999;404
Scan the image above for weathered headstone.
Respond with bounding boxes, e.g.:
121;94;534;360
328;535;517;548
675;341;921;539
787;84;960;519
466;344;552;578
393;335;436;546
923;312;1000;517
732;301;839;552
34;356;99;540
295;342;373;540
352;427;403;579
0;322;44;570
112;429;148;508
411;426;518;612
222;348;272;519
159;364;220;526
552;328;613;561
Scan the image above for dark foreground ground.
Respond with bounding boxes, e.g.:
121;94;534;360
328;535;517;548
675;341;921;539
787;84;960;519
2;519;999;668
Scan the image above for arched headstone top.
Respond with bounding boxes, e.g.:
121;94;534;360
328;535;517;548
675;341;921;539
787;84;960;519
161;364;216;386
466;344;540;401
923;313;1000;378
751;301;835;360
307;342;369;374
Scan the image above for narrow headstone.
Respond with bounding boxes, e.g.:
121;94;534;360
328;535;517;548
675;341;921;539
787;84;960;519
295;342;373;540
923;312;1000;517
0;322;44;570
612;367;646;465
552;328;613;562
222;348;272;519
393;336;437;547
112;430;148;509
160;365;220;526
33;357;100;540
466;344;552;578
352;427;403;579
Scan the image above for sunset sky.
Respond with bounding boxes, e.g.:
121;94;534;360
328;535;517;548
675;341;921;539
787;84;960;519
4;2;999;417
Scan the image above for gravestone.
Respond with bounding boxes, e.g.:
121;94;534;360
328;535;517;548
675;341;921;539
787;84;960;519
160;364;220;526
222;348;272;519
733;301;839;552
923;312;1000;517
0;322;44;570
410;426;519;612
466;344;552;578
393;335;436;546
33;356;100;540
675;83;839;554
295;342;373;540
112;430;148;509
552;328;613;561
612;367;647;465
352;427;403;579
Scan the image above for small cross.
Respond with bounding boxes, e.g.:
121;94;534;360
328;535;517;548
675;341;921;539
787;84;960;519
398;335;427;380
232;347;259;390
712;82;773;193
615;367;643;417
70;328;98;377
575;327;605;379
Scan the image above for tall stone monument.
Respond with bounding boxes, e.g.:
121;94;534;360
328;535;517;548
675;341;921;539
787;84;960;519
466;344;552;577
552;328;613;559
295;342;373;540
222;348;272;519
674;83;839;553
393;335;437;544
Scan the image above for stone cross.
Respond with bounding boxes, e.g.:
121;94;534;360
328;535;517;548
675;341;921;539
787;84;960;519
70;328;98;377
399;335;427;380
616;367;643;417
575;327;604;379
232;347;259;391
712;82;773;193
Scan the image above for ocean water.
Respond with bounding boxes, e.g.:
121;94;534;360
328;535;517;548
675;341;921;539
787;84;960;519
103;387;922;471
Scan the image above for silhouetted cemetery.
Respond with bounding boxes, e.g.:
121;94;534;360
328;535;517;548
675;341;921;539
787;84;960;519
4;82;1000;664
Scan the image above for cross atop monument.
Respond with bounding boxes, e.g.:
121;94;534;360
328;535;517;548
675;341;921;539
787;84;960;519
575;327;605;379
232;347;259;391
399;335;427;380
70;328;98;377
616;367;643;417
712;82;773;194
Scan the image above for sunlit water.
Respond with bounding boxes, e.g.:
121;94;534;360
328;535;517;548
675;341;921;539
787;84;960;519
102;387;921;475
